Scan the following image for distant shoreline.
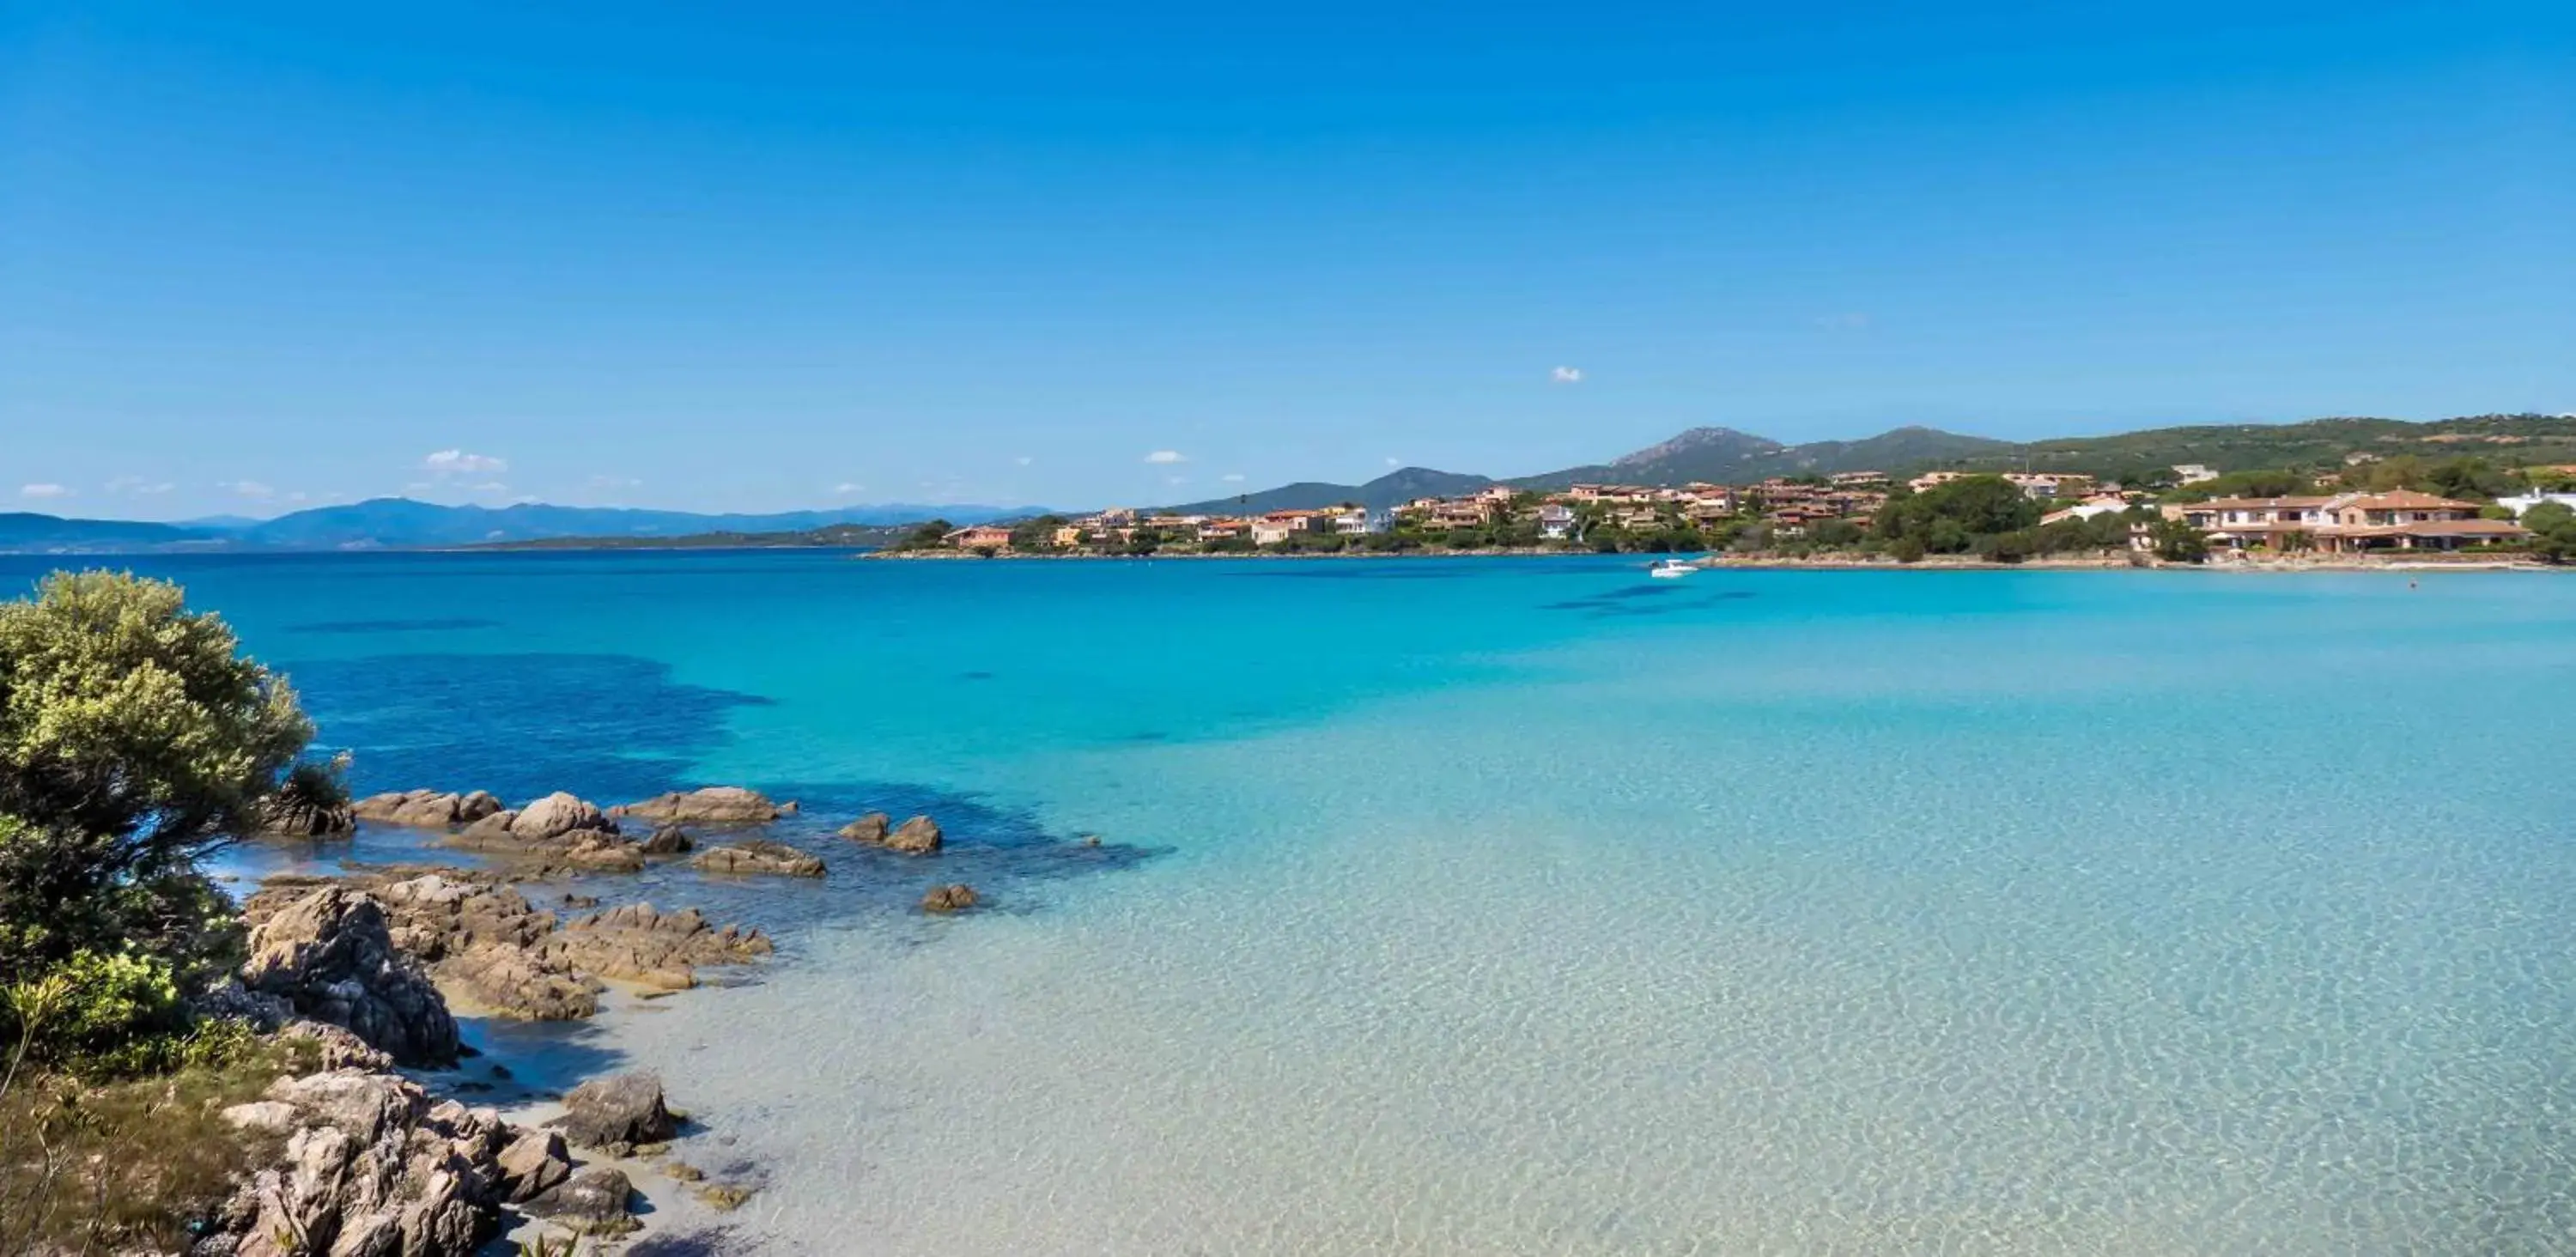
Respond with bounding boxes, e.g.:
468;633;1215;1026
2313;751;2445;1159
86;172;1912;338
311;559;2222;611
860;548;2561;572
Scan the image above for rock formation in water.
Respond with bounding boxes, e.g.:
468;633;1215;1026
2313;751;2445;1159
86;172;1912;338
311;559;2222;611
507;791;618;841
690;839;827;877
639;824;696;854
246;871;771;1022
351;788;507;829
522;1165;641;1236
610;786;790;824
846;812;942;854
920;884;980;914
551;1072;681;1155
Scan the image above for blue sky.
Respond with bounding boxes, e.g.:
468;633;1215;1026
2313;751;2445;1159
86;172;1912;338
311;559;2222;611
3;1;2569;517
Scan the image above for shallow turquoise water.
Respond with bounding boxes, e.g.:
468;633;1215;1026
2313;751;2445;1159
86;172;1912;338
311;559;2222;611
11;553;2574;1253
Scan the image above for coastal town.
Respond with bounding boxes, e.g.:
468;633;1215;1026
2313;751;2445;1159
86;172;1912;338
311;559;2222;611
904;461;2576;565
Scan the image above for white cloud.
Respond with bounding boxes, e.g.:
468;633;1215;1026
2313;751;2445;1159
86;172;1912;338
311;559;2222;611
1015;456;1035;466
19;483;71;499
834;483;865;495
286;491;310;503
422;449;508;476
1165;476;1188;487
1144;450;1188;465
586;474;643;491
222;480;276;500
1221;473;1247;483
1384;457;1401;467
104;475;174;495
1551;366;1583;384
468;481;509;494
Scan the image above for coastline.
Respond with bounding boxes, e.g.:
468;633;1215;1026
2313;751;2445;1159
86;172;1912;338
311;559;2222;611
216;784;1077;1254
861;547;2561;572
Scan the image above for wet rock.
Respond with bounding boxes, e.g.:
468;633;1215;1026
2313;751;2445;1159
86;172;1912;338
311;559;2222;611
495;1126;574;1203
640;824;696;855
239;887;460;1066
887;815;944;854
553;1072;678;1154
442;941;601;1019
920;884;980;914
524;1165;640;1236
611;786;783;824
553;902;775;989
691;840;826;877
562;832;647;872
248;870;768;1023
213;1069;518;1257
352;788;506;829
847;812;941;854
510;792;617;841
453;810;521;845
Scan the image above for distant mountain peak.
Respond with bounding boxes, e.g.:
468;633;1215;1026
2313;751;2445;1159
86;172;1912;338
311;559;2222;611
1608;427;1783;469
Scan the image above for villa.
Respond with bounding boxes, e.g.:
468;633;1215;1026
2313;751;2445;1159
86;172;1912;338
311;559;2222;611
2002;472;2095;500
2040;493;2136;525
2308;491;2527;553
1538;503;1577;539
945;524;1013;550
2170;491;2529;554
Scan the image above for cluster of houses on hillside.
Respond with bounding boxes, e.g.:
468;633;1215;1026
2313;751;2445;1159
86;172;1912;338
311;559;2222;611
941;476;1926;552
933;465;2540;556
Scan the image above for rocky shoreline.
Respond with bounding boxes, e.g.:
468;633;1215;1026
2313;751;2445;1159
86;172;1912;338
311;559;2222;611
184;784;999;1255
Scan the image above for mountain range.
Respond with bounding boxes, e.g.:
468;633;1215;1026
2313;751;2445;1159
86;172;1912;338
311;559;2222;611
9;412;2570;553
1159;412;2576;513
0;499;1029;554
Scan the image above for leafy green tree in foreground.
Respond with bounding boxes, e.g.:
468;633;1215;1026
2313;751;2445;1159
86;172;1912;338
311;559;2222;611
0;572;315;1039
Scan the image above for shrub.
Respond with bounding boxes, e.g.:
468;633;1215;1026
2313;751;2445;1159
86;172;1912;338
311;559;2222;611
0;572;314;1046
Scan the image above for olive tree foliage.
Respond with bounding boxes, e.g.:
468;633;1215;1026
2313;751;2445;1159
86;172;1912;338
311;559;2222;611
2524;500;2576;563
0;572;314;986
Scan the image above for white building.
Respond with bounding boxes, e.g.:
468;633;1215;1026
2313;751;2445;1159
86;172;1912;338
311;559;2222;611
2496;491;2576;518
1537;504;1576;540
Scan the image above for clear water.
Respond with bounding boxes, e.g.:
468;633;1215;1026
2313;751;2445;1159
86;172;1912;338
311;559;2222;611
12;553;2574;1254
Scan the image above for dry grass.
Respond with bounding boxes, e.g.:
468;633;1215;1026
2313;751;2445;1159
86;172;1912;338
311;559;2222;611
0;1032;321;1254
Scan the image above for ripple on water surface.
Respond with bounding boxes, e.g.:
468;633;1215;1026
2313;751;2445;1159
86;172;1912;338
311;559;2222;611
590;610;2576;1255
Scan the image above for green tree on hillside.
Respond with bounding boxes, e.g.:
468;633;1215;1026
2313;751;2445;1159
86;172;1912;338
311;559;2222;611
895;519;954;550
2523;501;2576;563
1008;514;1069;552
1873;476;2041;554
2169;469;2314;502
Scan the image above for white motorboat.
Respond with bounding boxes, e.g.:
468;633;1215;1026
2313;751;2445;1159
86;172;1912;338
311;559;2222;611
1649;557;1697;579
